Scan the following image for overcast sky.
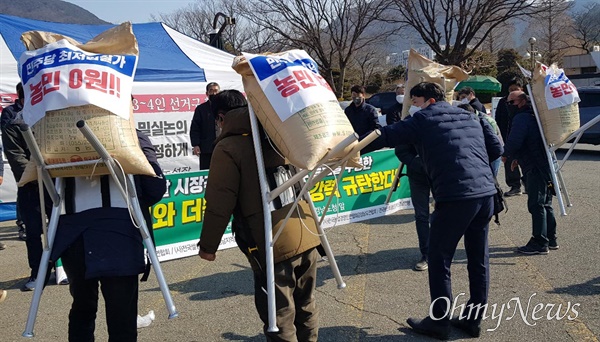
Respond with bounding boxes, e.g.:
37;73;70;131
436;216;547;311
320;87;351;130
63;0;194;24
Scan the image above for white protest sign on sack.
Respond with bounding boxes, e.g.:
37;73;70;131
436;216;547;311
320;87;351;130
19;39;138;126
242;50;336;122
543;65;580;110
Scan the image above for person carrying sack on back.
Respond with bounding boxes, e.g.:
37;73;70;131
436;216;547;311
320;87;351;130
197;90;321;342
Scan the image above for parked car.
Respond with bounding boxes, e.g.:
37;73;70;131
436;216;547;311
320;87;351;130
574;86;600;145
366;92;398;116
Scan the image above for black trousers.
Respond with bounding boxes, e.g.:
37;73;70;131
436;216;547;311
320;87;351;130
428;196;493;322
408;175;430;258
199;153;212;170
503;156;522;189
61;238;139;342
18;183;45;278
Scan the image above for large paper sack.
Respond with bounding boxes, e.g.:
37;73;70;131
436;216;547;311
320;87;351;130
531;63;580;145
18;23;155;185
403;49;469;118
232;50;359;170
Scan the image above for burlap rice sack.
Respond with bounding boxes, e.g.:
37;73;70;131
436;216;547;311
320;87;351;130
232;53;360;170
18;23;155;185
402;49;469;118
531;62;580;146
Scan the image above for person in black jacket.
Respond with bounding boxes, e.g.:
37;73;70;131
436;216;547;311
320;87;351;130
50;130;166;342
344;85;381;154
0;82;54;290
190;82;220;170
502;91;557;255
386;84;405;125
369;82;503;339
457;86;486;113
495;79;525;196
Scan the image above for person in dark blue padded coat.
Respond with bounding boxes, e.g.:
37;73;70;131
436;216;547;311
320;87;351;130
368;82;503;340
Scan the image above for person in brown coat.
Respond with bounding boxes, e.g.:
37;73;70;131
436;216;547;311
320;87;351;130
197;90;321;342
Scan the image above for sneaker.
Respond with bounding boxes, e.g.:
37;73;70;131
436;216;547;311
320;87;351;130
451;317;481;337
20;277;36;292
18;223;27;241
55;267;69;285
0;242;6;250
549;241;559;250
414;256;428;271
516;245;549;255
504;187;522;197
407;316;450;340
0;290;7;303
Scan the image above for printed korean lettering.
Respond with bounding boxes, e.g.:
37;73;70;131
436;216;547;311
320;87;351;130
181;198;206;224
342;176;359;196
153;202;176;229
274;75;301;97
355;174;373;194
147;97;166;111
293;70;317;89
138;121;151;136
29;71;60;105
173;176;208;196
549;85;563;98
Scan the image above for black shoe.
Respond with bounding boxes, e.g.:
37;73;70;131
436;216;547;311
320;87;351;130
516;244;549;255
451;317;481;338
504;187;522;197
549;240;559;250
406;317;450;340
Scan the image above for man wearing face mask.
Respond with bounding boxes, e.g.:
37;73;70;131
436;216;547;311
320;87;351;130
457;87;486;113
344;85;381;154
386;84;405;125
368;82;503;340
190;82;220;170
502;91;557;255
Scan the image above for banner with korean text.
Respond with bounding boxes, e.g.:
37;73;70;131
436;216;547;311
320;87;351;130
19;39;137;126
150;149;412;262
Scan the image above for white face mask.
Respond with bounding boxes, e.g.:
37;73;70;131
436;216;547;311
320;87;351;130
408;105;421;116
396;95;404;104
460;98;469;104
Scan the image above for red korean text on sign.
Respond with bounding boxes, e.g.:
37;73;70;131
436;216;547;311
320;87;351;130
29;71;60;106
69;68;121;98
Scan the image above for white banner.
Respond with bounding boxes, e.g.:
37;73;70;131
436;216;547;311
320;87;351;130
243;50;337;122
19;39;138;125
543;65;580;110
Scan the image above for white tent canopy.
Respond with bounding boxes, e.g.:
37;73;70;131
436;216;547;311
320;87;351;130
0;14;243;219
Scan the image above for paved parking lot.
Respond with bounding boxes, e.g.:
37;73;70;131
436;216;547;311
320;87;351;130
1;144;599;341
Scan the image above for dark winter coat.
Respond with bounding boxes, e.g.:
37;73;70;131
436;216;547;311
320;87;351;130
502;105;549;175
370;101;503;202
198;107;321;265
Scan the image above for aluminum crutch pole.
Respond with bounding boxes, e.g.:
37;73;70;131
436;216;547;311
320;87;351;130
128;182;178;319
247;105;278;333
23;178;65;338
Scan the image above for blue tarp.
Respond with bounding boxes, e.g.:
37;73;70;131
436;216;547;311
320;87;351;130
0;202;16;222
0;14;206;82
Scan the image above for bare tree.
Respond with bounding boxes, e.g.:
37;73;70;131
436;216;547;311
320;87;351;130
570;2;600;52
235;0;400;97
390;0;544;66
351;48;388;87
151;0;275;54
525;0;575;65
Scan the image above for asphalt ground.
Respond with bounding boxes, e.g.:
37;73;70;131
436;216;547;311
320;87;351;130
1;144;599;342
